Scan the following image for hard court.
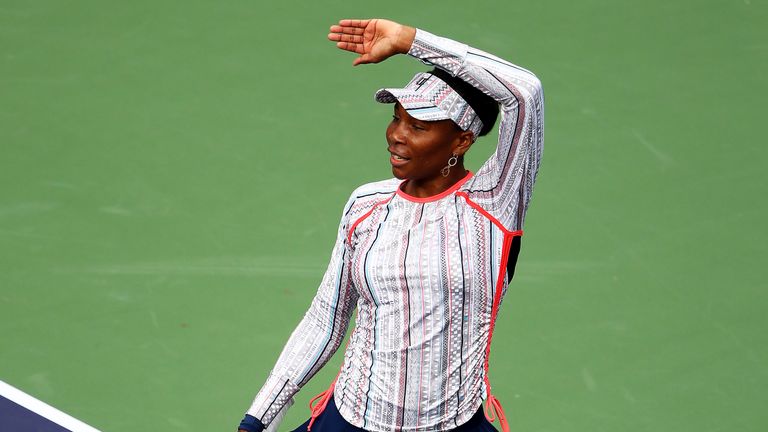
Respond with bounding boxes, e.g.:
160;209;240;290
1;1;765;431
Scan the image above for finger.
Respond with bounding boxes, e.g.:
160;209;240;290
337;34;363;43
329;25;364;35
328;33;363;43
336;41;365;54
338;19;369;29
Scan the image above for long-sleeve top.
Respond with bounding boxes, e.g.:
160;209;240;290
246;28;544;432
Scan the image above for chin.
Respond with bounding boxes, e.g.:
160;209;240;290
391;167;407;180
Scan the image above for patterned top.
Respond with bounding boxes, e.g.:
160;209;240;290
247;29;544;432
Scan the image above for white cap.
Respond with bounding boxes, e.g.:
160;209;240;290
375;72;484;138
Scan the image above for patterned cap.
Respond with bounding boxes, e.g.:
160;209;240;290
375;72;484;138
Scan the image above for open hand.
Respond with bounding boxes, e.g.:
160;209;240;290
328;19;416;66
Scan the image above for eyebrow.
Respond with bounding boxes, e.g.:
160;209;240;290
393;103;433;128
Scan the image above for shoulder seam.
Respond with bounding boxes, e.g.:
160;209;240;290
346;195;395;245
455;191;522;237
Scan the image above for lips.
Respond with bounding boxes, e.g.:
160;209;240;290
388;148;410;167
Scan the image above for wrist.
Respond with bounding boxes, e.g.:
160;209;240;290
396;25;417;54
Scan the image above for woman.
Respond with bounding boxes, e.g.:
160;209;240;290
238;18;544;432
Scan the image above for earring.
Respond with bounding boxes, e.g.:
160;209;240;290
441;154;459;177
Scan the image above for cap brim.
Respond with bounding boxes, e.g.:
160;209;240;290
374;88;452;122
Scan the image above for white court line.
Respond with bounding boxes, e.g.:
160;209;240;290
0;379;102;432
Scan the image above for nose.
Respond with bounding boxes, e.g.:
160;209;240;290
388;119;407;145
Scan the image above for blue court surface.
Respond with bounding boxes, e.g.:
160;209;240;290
0;381;100;432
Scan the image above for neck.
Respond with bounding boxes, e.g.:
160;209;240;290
401;165;469;198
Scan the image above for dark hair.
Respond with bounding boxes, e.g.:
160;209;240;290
428;68;499;137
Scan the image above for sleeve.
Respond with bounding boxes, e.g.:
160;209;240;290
408;29;545;231
244;194;359;427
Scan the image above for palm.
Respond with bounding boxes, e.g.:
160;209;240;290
359;20;394;60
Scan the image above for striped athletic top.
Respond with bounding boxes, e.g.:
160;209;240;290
246;29;544;432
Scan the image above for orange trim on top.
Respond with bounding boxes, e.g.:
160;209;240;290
396;171;473;203
456;192;523;238
457;191;524;432
346;196;394;246
480;230;514;432
307;380;336;430
484;394;510;432
339;188;521;431
307;327;356;430
484;233;514;387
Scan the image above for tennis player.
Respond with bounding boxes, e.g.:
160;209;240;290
237;18;544;432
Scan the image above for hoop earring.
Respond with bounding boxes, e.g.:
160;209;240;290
441;154;459;177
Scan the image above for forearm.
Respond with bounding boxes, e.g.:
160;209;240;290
407;29;542;103
246;286;355;425
242;194;360;428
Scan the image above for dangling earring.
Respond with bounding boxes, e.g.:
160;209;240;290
441;153;459;177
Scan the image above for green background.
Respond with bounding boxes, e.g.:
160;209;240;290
1;0;766;430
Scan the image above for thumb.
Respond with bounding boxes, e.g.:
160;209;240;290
352;54;370;66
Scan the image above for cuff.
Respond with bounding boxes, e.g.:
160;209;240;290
247;373;300;425
407;28;468;74
238;414;265;432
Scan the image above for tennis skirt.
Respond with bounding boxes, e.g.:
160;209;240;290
290;396;498;432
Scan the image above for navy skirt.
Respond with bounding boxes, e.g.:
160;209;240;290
290;396;497;432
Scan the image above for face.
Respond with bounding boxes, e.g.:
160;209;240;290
386;103;470;181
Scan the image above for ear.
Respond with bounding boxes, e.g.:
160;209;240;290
453;130;475;157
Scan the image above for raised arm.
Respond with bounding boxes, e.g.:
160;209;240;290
329;20;544;231
240;196;359;431
407;29;545;231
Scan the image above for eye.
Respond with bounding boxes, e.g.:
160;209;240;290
391;115;400;122
412;123;425;131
